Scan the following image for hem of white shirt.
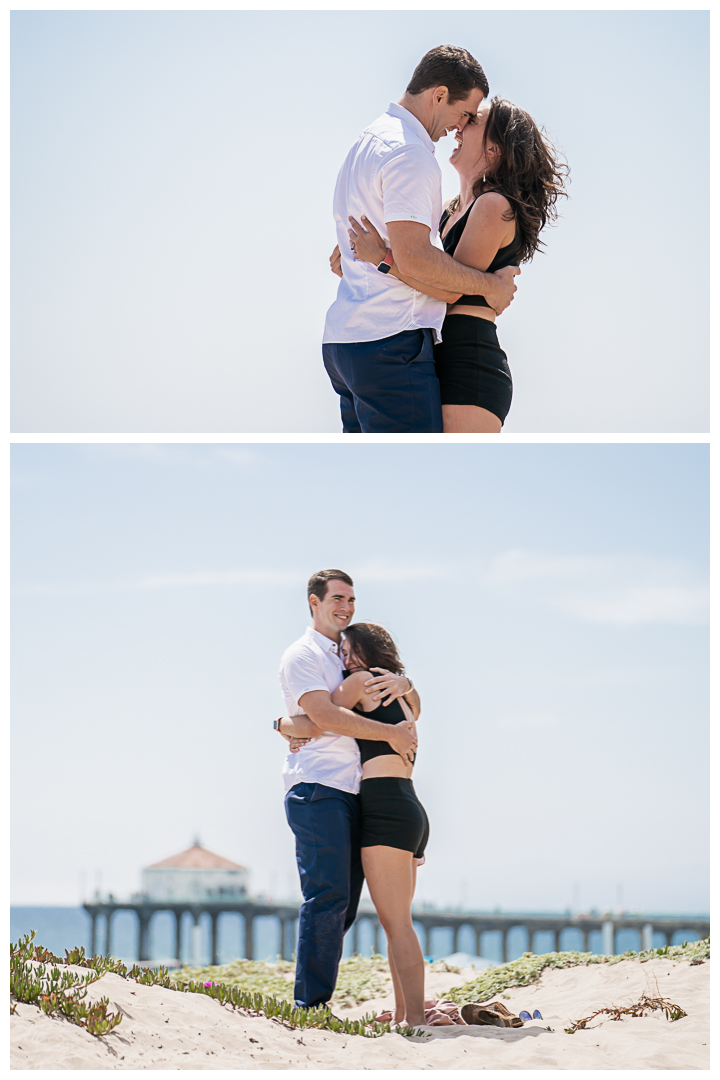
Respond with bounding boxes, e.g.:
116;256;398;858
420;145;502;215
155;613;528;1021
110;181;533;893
286;777;361;796
322;323;441;346
384;212;433;229
293;683;331;703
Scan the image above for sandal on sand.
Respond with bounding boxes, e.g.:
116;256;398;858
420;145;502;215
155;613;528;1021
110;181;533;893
485;1001;524;1027
460;1002;524;1028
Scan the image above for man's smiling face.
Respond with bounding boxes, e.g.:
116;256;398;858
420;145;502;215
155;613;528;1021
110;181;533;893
309;580;356;641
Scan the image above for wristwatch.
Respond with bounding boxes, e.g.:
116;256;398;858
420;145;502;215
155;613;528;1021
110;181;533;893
273;718;282;730
401;677;414;697
377;248;394;274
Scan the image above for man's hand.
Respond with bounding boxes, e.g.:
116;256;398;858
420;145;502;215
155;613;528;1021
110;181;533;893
364;667;411;705
329;245;343;278
487;265;520;315
386;718;418;766
289;737;312;753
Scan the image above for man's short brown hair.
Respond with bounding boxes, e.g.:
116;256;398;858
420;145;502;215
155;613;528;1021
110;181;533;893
307;569;354;607
406;45;489;104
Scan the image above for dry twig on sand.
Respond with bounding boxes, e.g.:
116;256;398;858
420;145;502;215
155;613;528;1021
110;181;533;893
565;992;687;1034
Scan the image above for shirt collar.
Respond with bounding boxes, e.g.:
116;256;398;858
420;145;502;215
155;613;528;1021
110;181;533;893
387;101;436;155
306;626;340;655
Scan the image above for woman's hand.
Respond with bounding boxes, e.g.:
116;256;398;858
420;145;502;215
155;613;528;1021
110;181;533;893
348;215;389;266
289;737;312;753
364;667;412;705
329;245;343;278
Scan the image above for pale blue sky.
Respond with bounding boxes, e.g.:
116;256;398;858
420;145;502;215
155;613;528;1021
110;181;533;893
11;9;709;433
11;443;709;913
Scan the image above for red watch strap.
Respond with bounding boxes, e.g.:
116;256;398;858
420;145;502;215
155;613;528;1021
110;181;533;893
383;248;393;267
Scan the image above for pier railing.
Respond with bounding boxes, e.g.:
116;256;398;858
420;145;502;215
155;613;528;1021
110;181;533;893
82;897;709;965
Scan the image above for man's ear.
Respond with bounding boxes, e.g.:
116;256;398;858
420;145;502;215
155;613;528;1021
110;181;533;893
308;593;319;611
434;85;448;106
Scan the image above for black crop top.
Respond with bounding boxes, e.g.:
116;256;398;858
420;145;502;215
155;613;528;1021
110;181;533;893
354;695;414;765
439;193;523;309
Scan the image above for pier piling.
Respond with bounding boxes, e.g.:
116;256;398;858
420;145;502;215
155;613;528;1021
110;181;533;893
244;914;254;961
174;912;182;963
211;914;219;966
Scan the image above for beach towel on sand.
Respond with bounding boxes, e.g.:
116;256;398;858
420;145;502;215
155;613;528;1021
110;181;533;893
370;996;524;1027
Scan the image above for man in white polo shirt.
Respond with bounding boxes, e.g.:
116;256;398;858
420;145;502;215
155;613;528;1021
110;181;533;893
323;44;519;433
277;569;418;1009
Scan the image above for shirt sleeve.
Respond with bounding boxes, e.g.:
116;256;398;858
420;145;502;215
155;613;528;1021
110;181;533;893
281;645;329;704
380;145;440;229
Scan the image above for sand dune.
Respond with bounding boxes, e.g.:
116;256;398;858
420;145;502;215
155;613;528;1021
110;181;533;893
11;956;709;1070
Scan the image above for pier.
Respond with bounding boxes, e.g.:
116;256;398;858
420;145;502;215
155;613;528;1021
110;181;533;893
395;910;709;962
84;898;300;965
82;897;709;965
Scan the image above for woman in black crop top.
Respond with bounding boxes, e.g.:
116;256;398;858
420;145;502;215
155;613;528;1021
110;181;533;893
329;622;429;1029
346;96;568;433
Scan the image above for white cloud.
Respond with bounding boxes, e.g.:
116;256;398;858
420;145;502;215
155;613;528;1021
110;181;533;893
485;549;708;626
83;445;259;471
211;448;260;470
486;549;604;585
137;561;445;592
16;568;305;596
135;569;304;590
560;586;709;625
17;561;446;597
353;560;447;583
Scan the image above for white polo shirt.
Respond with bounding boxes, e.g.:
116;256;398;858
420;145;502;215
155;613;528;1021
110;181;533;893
323;102;447;345
278;627;362;795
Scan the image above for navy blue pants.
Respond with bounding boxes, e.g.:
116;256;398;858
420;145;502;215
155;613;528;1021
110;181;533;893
323;328;443;433
284;782;364;1008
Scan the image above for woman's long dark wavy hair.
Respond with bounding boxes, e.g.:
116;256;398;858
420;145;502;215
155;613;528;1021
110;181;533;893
447;96;569;263
343;623;405;676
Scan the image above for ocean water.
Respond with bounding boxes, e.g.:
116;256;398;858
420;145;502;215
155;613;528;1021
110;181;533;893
10;907;700;968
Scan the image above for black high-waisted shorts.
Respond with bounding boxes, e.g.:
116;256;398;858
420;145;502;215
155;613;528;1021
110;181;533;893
434;314;513;423
360;777;429;859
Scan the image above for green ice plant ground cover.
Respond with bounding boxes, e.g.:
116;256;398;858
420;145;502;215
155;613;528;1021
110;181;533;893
10;932;420;1039
172;950;394;1008
170;952;457;1008
171;957;297;1000
447;938;710;1006
10;931;139;1036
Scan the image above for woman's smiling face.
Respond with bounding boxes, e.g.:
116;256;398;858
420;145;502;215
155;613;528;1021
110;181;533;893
341;639;365;673
450;103;500;177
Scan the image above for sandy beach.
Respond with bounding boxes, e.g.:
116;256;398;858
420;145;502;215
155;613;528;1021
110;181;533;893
11;954;709;1070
